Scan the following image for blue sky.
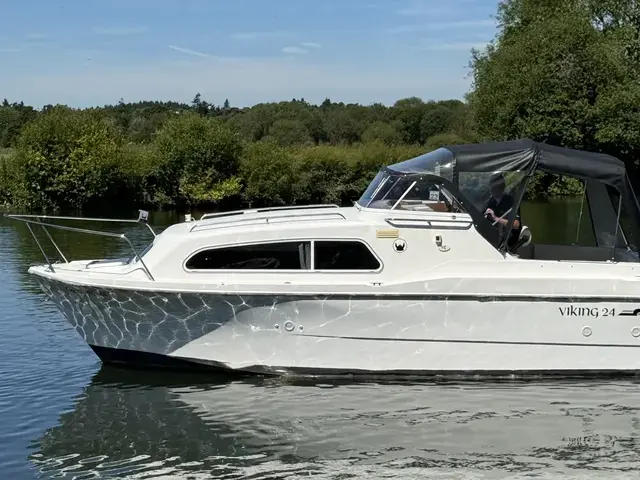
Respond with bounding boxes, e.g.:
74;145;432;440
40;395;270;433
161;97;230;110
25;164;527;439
0;0;499;108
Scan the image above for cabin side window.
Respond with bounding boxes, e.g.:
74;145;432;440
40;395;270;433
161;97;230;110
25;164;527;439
185;242;311;270
314;241;381;270
185;240;382;271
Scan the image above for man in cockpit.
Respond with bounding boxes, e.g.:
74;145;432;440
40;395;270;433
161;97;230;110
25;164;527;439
484;172;522;249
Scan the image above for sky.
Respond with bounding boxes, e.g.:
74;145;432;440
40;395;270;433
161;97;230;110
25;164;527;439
0;0;499;108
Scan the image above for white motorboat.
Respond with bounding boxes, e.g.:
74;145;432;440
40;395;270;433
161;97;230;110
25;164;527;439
10;139;640;377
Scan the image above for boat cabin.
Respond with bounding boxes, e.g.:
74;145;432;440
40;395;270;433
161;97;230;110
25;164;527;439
359;139;640;263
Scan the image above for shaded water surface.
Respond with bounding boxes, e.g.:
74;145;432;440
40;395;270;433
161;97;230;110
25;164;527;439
2;209;640;479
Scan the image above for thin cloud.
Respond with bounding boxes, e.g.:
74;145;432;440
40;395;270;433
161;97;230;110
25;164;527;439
25;33;47;40
388;25;421;34
231;31;292;41
282;46;308;55
388;19;496;34
0;48;21;53
423;42;487;51
396;0;477;16
93;26;149;35
396;5;436;16
440;19;496;28
300;42;322;49
168;45;211;58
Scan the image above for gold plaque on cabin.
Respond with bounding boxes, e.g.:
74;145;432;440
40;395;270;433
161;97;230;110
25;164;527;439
376;229;400;239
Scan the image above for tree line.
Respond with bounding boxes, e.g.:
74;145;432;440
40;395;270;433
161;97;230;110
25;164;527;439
0;96;471;212
2;0;640;212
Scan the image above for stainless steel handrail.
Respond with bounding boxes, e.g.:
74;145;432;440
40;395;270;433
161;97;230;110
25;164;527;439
199;204;340;220
384;216;472;231
10;213;157;237
190;211;346;233
5;210;155;281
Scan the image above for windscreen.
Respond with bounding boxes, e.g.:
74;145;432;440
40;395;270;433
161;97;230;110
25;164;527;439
358;171;465;213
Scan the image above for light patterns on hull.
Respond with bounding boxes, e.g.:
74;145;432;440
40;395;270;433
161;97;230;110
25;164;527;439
34;277;254;354
35;277;366;356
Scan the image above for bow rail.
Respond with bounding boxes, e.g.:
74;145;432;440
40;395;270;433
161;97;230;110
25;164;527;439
4;210;156;280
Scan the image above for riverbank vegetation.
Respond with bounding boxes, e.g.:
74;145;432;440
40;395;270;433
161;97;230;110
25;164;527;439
0;98;469;212
2;0;639;212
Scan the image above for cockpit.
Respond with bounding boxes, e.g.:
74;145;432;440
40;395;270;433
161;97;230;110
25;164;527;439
357;139;640;263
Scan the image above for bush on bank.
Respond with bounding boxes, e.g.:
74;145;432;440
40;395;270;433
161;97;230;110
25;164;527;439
9;106;125;210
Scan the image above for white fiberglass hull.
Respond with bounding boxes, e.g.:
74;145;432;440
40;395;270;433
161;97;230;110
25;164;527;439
33;275;640;377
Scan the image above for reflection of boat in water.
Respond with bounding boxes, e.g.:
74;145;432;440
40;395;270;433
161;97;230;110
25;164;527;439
29;367;640;478
29;368;252;479
9;139;640;376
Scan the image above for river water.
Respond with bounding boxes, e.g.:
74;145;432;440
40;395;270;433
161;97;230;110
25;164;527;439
3;211;640;479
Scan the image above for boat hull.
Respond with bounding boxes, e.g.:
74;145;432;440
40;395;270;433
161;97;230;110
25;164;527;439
34;276;640;377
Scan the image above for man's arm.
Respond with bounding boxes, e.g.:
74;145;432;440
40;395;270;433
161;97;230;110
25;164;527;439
492;196;520;229
494;215;520;229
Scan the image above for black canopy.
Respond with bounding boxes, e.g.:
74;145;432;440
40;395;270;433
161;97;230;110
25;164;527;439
390;139;628;192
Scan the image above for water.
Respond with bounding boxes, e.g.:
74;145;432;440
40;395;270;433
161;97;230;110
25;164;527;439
3;208;640;479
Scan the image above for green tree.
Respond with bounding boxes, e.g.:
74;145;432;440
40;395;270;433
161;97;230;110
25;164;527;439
291;146;352;204
391;97;428;144
469;0;640;169
127;112;168;143
361;121;403;146
13;106;124;209
153;113;244;206
425;133;468;151
420;106;455;142
0;103;38;147
0;148;20;206
322;109;360;144
265;119;312;146
191;92;210;116
0;108;24;148
225;104;276;141
240;140;295;206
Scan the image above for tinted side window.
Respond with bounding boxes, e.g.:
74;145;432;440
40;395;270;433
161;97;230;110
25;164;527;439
314;241;380;270
519;174;596;246
186;242;311;270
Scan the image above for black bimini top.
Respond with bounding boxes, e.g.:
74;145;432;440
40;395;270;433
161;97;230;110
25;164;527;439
389;139;628;192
